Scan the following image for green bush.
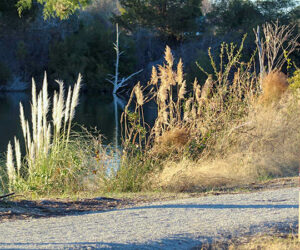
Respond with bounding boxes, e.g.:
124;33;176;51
289;69;300;91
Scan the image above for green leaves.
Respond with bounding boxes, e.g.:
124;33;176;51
115;0;203;41
17;0;93;19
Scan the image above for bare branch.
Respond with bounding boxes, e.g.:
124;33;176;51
0;192;15;199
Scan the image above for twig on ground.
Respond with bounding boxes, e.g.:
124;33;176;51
0;192;15;199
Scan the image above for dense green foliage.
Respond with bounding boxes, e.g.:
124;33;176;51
0;0;37;27
115;0;203;41
17;0;93;19
207;0;299;34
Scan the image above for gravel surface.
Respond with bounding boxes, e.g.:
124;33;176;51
0;187;298;249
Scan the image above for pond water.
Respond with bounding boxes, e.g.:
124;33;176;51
0;92;157;155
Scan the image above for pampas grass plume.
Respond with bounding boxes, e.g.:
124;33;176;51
37;93;43;151
31;78;37;145
176;59;184;85
164;46;173;68
134;82;144;106
55;80;65;134
70;74;81;121
14;137;21;176
19;103;27;143
178;80;186;100
6;141;16;186
64;86;72;126
150;66;158;85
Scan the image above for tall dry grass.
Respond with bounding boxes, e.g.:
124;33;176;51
119;25;299;191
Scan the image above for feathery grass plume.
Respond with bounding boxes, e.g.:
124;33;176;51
42;73;49;140
54;80;65;137
67;74;82;143
52;90;61;146
52;91;58;131
45;123;51;154
150;66;158;85
178;80;186;100
6;141;16;189
158;65;169;88
14;137;21;176
31;78;37;147
176;59;184;85
134;82;144;106
201;75;213;100
37;93;43;153
64;86;72;133
157;84;169;106
183;98;193;122
195;84;201;104
164;46;174;68
19;103;27;145
70;74;81;120
26;120;33;170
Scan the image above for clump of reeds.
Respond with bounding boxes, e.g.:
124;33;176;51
5;73;87;193
118;22;299;192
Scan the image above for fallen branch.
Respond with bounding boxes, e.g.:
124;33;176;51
0;192;15;199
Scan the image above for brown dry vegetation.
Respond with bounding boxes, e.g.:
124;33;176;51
228;234;300;250
120;31;300;192
260;71;289;104
150;70;299;192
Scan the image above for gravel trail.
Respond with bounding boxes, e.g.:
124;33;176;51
0;187;298;249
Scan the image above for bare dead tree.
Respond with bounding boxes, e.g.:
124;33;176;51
254;20;299;89
107;24;143;95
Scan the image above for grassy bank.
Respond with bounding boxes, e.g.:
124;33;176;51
0;22;299;197
118;22;300;192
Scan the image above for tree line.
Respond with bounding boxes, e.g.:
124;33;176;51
0;0;298;92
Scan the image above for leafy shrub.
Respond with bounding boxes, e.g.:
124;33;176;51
288;69;300;91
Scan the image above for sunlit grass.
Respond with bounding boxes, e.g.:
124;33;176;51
2;74;114;196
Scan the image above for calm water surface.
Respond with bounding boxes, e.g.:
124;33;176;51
0;92;122;154
0;92;156;154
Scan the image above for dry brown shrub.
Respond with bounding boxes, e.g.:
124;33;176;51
260;71;288;104
152;127;190;156
150;92;300;192
150;156;254;192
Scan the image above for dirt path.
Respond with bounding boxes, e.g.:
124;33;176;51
0;186;298;249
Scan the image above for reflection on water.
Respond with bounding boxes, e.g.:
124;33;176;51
0;92;29;154
0;92;157;155
74;94;123;146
